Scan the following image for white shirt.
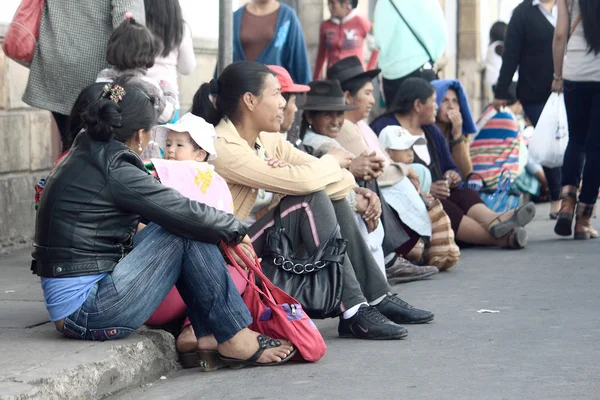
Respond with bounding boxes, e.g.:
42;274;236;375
146;24;196;108
532;0;557;27
413;134;431;165
564;0;600;82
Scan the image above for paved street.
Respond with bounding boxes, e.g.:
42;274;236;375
111;207;600;400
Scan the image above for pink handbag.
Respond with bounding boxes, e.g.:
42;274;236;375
227;265;248;294
2;0;45;67
223;245;327;362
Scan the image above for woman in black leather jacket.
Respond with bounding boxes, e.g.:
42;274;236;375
32;81;294;368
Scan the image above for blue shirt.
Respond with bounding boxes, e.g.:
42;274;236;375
232;4;312;85
41;274;107;321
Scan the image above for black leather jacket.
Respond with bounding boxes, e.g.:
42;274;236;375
32;132;247;278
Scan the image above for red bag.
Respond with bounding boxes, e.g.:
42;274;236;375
223;245;327;362
2;0;45;67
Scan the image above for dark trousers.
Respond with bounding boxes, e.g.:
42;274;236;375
382;68;438;108
561;80;600;203
248;192;391;310
522;103;562;201
52;111;70;153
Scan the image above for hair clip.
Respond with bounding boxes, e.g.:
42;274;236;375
102;84;126;103
125;11;134;20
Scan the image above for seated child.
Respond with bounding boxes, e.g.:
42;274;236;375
143;113;243;367
96;14;177;159
378;126;433;195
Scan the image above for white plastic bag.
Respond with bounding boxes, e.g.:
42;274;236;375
528;93;569;168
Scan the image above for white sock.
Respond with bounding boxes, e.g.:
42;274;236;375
342;302;368;319
369;294;387;306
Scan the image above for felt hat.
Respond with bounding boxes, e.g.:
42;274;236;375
296;80;359;111
326;56;381;85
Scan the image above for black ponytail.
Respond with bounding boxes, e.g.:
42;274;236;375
66;82;109;148
191;61;276;126
388;78;435;116
84;100;123;141
192;82;223;126
299;111;317;140
579;0;600;55
81;81;156;143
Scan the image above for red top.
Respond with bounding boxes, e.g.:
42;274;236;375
314;11;380;81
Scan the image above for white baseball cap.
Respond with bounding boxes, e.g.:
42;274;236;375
378;126;427;151
156;113;217;160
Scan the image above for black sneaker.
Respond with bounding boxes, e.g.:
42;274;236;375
376;294;434;324
338;305;408;340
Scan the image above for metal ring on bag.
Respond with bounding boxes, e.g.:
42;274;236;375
282;260;294;271
293;263;305;274
304;263;315;273
273;256;284;266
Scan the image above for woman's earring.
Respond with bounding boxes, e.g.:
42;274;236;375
138;142;143;152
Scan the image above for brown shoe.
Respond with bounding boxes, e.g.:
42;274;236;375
386;257;439;285
554;186;578;236
574;203;599;240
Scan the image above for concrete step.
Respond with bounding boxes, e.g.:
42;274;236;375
0;326;179;400
0;249;180;400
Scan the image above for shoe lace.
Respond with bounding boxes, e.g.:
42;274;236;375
363;306;389;324
386;293;413;309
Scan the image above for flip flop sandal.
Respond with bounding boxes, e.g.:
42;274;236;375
179;350;241;371
219;334;297;368
490;202;536;239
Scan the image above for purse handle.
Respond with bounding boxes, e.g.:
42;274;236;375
496;169;513;193
222;244;277;303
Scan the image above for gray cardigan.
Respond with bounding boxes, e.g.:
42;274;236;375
23;0;145;115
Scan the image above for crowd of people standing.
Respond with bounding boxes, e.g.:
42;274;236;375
24;0;599;371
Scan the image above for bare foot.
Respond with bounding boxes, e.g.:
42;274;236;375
176;325;197;353
218;328;294;364
176;325;219;353
197;334;218;351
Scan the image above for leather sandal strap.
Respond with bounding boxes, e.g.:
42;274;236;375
247;335;282;363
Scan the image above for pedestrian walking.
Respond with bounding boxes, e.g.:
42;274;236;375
22;0;145;152
552;0;600;240
493;0;563;219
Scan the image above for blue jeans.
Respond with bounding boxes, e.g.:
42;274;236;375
61;223;252;342
522;103;562;201
561;80;600;204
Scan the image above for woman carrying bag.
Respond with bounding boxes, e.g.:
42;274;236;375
552;0;600;240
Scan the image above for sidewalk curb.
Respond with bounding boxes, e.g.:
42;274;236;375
0;327;180;400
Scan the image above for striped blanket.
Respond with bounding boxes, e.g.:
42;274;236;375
470;106;521;190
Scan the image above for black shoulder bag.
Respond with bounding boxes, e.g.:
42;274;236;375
260;204;347;319
388;0;439;81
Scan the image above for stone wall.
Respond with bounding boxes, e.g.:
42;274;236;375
0;36;55;252
0;29;219;252
457;0;486;118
